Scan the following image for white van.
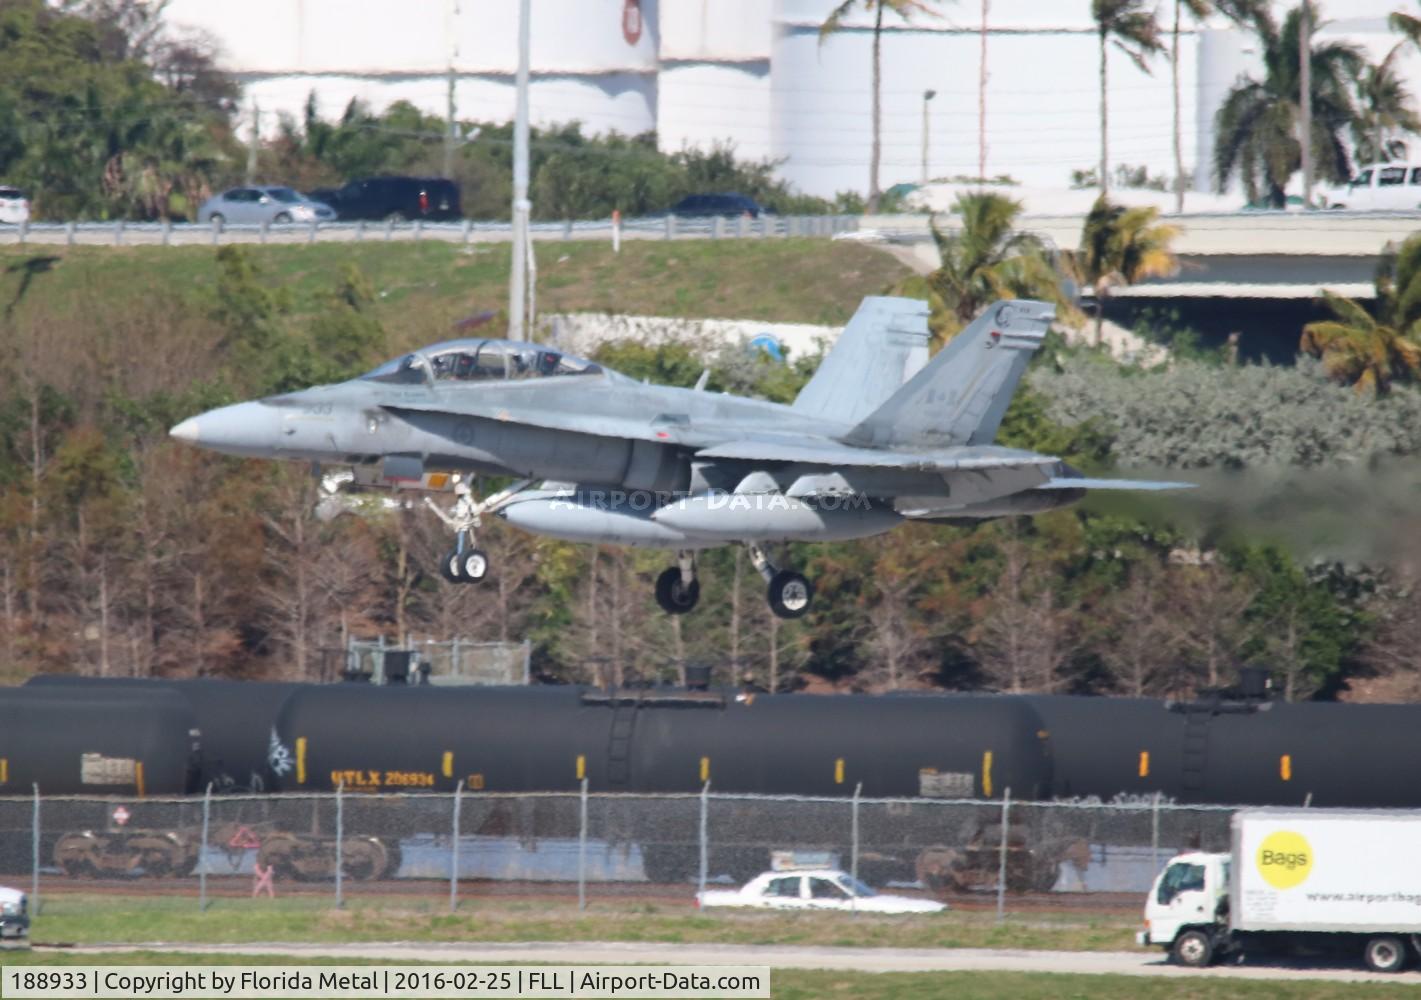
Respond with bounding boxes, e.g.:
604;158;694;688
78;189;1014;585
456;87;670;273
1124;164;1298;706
1321;164;1421;210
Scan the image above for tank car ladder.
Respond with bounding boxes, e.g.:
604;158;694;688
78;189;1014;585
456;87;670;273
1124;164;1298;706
1181;709;1212;794
606;696;640;788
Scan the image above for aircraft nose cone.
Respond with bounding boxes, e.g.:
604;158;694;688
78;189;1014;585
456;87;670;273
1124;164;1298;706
167;401;284;456
169;418;200;443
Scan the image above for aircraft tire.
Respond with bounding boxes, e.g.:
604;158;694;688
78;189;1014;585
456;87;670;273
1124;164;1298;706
655;567;700;614
767;571;813;620
440;551;463;583
461;549;490;582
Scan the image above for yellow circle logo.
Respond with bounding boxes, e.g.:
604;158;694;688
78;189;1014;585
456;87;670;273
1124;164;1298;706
1256;831;1313;889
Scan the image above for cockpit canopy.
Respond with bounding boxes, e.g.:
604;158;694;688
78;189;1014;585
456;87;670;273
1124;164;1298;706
362;339;603;385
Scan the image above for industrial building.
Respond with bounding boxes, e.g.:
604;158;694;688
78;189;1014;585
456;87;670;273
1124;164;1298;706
165;0;1421;203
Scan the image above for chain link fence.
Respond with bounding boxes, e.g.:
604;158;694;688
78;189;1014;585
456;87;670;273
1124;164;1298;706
0;786;1238;916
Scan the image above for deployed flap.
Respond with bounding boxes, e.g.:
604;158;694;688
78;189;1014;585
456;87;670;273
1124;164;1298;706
846;300;1054;448
791;296;930;425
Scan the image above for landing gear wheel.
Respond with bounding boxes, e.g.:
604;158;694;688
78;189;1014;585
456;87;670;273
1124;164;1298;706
440;550;463;583
1365;934;1407;973
1171;929;1215;968
460;549;489;582
655;567;700;614
767;570;813;619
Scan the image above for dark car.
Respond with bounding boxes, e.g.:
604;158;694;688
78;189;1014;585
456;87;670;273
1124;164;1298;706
669;193;764;218
307;176;462;222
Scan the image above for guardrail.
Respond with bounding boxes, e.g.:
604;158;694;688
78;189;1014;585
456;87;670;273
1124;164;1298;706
0;214;861;248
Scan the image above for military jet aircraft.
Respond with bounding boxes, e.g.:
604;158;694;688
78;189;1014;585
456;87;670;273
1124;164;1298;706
170;297;1188;619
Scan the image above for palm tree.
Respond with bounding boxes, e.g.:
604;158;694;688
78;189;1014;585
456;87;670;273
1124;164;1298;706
819;0;940;213
1067;196;1180;345
1301;235;1421;393
926;192;1071;340
1092;0;1164;196
1353;44;1421;165
1213;2;1363;208
1168;1;1265;212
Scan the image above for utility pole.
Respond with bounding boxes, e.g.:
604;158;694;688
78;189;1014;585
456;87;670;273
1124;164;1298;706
1299;3;1312;208
443;0;459;178
920;89;936;186
978;0;989;183
508;0;532;341
245;100;260;185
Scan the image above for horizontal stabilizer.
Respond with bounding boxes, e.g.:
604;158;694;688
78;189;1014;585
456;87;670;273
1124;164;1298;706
1037;477;1195;491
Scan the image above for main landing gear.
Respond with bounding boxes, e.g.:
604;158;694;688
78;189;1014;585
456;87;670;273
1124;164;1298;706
655;551;700;614
654;544;814;620
424;478;532;585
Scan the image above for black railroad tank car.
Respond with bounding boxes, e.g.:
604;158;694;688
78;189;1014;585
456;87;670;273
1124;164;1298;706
268;685;1054;799
25;675;301;792
1026;695;1421;809
0;687;198;796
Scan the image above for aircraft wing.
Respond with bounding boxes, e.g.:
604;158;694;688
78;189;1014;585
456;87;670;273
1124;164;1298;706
694;438;1059;472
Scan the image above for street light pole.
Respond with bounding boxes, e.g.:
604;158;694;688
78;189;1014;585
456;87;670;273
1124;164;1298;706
921;89;937;186
508;0;531;340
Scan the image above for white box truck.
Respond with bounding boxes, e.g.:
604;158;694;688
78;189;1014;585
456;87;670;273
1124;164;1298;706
1139;809;1421;973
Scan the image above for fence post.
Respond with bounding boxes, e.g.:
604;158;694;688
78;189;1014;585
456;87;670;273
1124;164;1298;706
1151;792;1160;877
200;783;212;912
211;218;221;246
711;216;724;240
611;210;621;253
697;781;710;901
308;220;318;244
850;782;862;914
664;214;675;241
17;219;26;245
996;787;1011;923
357;220;366;242
450;781;464;912
65;221;76;246
562;219;573;240
578;777;589;911
334;783;344;909
461;219;471;247
31;784;39;917
736;215;747;239
114;221;124;246
161;218;172;246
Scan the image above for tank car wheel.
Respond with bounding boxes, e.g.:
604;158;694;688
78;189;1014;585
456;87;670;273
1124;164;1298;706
655;567;700;614
1365;935;1408;973
766;571;813;619
54;834;100;878
440;550;463;583
380;840;403;880
340;838;389;881
1171;929;1215;968
461;549;489;582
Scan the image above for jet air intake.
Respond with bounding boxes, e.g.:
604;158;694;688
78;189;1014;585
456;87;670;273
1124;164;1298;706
650;492;901;542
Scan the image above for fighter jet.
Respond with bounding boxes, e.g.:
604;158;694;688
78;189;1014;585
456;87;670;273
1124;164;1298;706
170;297;1188;619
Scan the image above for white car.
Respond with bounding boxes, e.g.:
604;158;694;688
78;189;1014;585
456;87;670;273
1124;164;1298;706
0;885;28;942
697;869;946;914
0;187;30;225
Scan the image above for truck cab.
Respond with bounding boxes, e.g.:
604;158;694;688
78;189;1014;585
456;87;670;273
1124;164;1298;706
1139;852;1230;966
0;885;28;944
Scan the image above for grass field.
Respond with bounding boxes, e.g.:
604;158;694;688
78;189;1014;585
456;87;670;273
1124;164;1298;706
0;238;910;336
2;951;1412;1000
26;894;1136;952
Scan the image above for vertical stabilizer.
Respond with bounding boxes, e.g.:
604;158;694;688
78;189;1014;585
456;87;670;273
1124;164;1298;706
791;296;930;426
846;300;1054;448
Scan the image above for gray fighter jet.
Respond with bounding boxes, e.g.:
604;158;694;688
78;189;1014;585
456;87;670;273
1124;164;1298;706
170;297;1188;618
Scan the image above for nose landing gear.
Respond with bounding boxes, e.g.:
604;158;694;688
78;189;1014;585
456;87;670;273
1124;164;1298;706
426;478;531;585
